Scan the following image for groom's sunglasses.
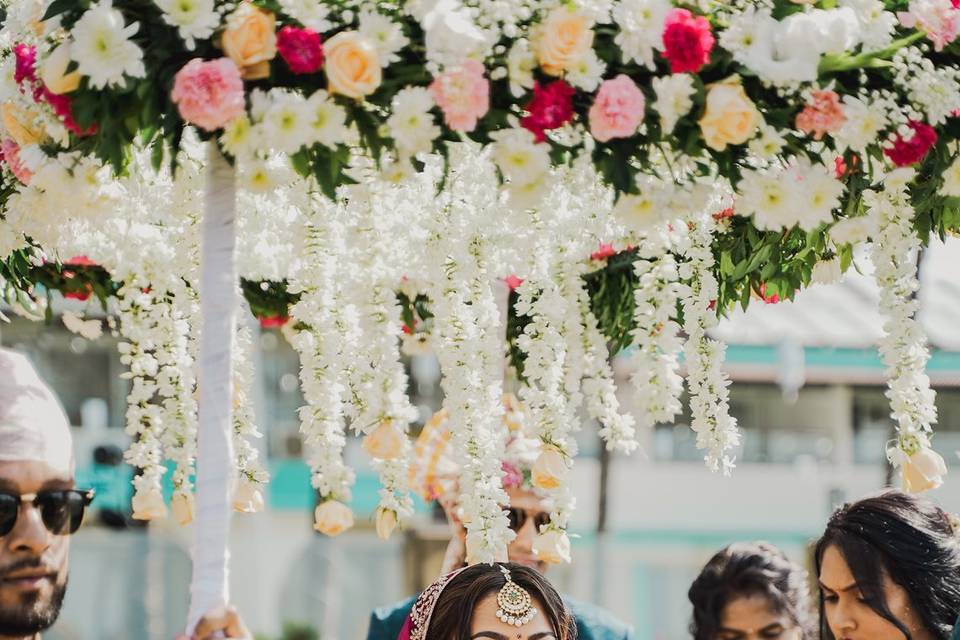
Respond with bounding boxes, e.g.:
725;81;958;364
506;507;550;533
0;489;95;537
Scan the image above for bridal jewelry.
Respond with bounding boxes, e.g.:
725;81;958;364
495;566;538;627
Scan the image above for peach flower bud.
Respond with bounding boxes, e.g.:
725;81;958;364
531;446;569;490
533;528;572;564
314;500;354;536
131;488;168;521
171;491;195;526
362;420;406;460
40;43;81;94
324;31;382;99
375;507;398;540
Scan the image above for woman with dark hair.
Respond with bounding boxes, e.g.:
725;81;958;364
400;561;577;640
688;541;814;640
815;490;960;639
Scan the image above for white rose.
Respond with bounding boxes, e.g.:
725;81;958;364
375;507;398;540
172;491;195;525
132;488;167;521
233;479;265;513
531;446;569;490
532;529;572;564
902;447;948;493
314;500;354;536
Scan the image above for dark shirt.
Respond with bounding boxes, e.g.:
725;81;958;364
366;594;633;640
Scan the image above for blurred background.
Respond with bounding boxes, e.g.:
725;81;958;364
5;239;960;640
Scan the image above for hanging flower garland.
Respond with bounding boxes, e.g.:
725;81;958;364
231;322;270;513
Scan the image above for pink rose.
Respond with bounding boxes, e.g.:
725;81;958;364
171;58;246;132
277;26;324;74
1;139;32;185
428;59;489;132
589;74;646;142
795;90;846;140
521;80;575;143
661;9;714;74
884;121;938;167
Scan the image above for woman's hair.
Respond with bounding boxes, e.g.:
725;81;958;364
426;562;576;640
814;490;960;640
688;541;814;640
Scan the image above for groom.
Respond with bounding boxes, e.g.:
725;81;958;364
366;402;633;640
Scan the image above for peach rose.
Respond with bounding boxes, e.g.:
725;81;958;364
531;446;569;490
1;103;44;146
533;6;594;76
324;31;382;99
233;479;265;513
314;500;354;536
132;488;168;521
40;43;81;94
362;420;406;460
172;491;195;526
902;447;948;493
221;2;277;80
698;79;762;151
375;507;398;540
532;528;571;564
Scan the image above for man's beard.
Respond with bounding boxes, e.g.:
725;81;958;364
0;578;67;635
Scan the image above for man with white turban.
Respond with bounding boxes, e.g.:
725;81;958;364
0;348;92;639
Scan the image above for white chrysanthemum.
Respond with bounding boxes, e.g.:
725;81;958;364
278;0;334;32
490;128;550;186
737;167;801;231
566;49;606;92
154;0;219;49
305;90;348;148
943;156;960;197
506;39;536;98
241;158;279;193
835;95;889;153
387;87;440;156
794;160;844;230
652;73;695;135
748;124;787;160
262;92;312;154
612;0;671;69
614;192;667;235
220;116;258;159
839;0;896;49
70;0;146;89
359;10;409;67
831;215;877;246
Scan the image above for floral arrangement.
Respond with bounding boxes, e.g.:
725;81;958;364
0;0;958;566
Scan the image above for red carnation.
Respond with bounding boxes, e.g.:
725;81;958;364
63;283;93;302
64;255;97;266
758;283;780;305
277;26;324;75
42;89;96;137
504;275;524;291
13;43;37;85
884;121;938;167
661;9;715;74
521;80;575;143
259;314;290;329
590;243;617;262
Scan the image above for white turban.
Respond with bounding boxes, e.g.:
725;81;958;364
0;348;74;473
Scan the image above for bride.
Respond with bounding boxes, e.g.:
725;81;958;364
399;562;576;640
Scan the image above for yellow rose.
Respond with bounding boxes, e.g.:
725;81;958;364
902;447;948;493
362;420;406;460
172;491;195;526
532;529;572;564
531;446;569;490
131;488;168;521
1;103;44;146
375;507;398;540
233;479;265;513
325;31;382;99
314;500;354;536
698;80;762;151
221;2;277;80
40;43;81;94
532;6;594;77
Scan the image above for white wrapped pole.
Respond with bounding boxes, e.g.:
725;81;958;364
186;143;238;633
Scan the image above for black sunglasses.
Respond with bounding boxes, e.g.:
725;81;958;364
0;489;95;537
506;506;550;533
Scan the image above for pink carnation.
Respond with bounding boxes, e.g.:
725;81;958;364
884;121;938;167
588;74;646;143
796;90;846;140
428;60;489;132
501;462;524;489
171;58;246;132
521;80;575;143
1;139;32;185
277;26;324;74
898;0;960;52
661;9;714;74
